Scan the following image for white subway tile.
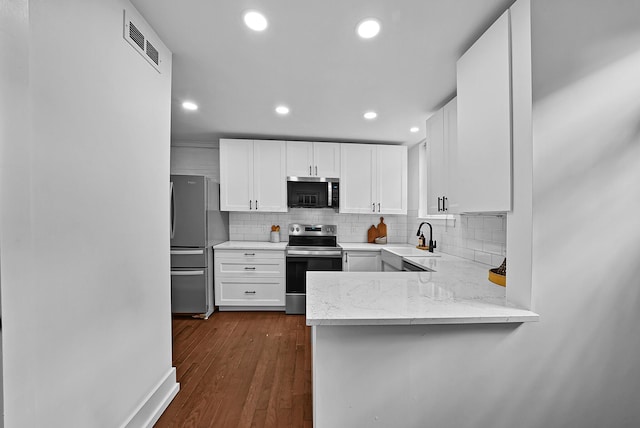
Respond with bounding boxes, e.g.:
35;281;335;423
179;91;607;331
468;217;483;229
483;217;503;231
467;239;483;251
474;251;492;265
475;229;492;241
484;242;504;255
492;230;507;244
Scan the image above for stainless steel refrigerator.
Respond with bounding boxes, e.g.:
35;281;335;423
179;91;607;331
170;175;229;319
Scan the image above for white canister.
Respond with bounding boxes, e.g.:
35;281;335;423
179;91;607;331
270;231;280;243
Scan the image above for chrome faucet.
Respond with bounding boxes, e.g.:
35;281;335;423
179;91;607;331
417;222;436;253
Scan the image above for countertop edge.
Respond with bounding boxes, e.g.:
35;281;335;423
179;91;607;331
306;312;540;326
212;241;288;250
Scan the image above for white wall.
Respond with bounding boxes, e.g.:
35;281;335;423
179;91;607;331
171;140;220;180
0;0;176;426
315;0;640;426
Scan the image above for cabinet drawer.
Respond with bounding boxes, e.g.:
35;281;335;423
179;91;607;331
214;249;284;260
215;258;284;276
170;268;208;313
216;278;284;306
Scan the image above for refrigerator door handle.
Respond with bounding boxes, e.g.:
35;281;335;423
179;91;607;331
170;249;205;255
170;181;176;239
171;270;204;276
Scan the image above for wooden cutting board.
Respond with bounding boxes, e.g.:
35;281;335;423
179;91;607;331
376;217;387;237
367;225;378;243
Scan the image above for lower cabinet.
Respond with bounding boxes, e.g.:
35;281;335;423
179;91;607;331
214;249;285;310
342;251;381;272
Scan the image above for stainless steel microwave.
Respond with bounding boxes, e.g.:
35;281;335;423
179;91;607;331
287;178;339;209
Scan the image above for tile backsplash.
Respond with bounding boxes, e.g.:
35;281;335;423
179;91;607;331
406;210;507;267
229;209;408;243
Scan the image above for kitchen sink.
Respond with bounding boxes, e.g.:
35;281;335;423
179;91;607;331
381;247;440;271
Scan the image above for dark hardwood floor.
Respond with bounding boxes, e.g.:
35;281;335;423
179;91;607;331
155;312;312;428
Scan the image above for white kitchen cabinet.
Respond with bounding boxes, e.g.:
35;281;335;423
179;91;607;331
342;251;381;272
214;249;285;309
420;98;458;216
340;144;407;215
456;10;512;213
219;139;287;212
286;141;341;178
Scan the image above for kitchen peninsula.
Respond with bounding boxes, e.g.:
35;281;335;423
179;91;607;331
307;251;538;427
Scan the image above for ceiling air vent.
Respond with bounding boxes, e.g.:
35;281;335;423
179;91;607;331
123;9;162;73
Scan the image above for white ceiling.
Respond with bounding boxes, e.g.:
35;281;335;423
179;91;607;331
131;0;515;145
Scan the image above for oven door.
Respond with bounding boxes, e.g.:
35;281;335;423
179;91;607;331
285;253;342;314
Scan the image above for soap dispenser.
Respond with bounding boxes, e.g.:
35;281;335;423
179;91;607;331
418;233;425;248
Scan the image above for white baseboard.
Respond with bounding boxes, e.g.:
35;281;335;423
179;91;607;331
121;367;179;428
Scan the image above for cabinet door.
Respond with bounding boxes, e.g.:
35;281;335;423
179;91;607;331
313;142;341;178
343;251;381;272
443;98;459;214
286;141;313;177
220;139;253;211
425;109;445;214
457;10;512;212
376;145;407;215
253;140;287;212
340;144;376;214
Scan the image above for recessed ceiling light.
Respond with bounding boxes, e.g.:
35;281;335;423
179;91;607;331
357;19;381;39
244;11;268;31
182;101;198;111
410;127;419;133
275;105;290;115
364;111;377;120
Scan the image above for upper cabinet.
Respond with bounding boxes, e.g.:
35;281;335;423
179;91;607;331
286;141;340;178
220;139;287;212
340;144;407;215
456;10;512;213
420;98;458;216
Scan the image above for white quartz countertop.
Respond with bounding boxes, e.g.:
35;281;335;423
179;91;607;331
213;241;288;250
306;253;539;326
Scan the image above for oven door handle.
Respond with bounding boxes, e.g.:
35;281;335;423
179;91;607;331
286;250;343;258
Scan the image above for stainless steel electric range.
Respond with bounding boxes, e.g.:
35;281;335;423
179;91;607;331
285;224;342;314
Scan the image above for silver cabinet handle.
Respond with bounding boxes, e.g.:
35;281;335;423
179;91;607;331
256;200;258;210
244;266;256;270
372;203;375;212
244;290;256;294
170;249;204;255
249;200;252;210
315;165;318;176
170;181;176;239
378;203;381;212
171;270;204;276
309;165;312;176
244;253;255;256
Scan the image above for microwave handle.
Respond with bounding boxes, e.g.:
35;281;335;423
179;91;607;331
328;182;333;207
